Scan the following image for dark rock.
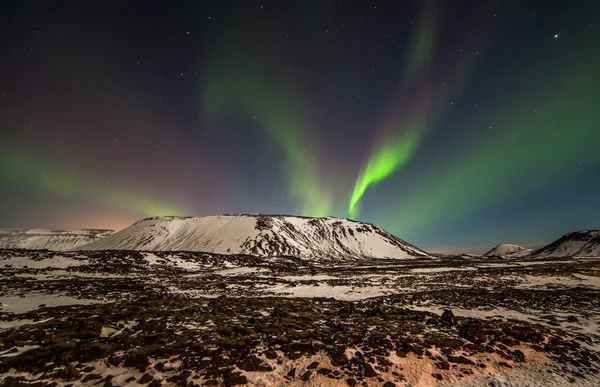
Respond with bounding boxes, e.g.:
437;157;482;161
287;368;296;378
346;378;357;386
511;349;526;362
181;370;192;382
458;320;487;344
436;361;450;370
62;365;80;380
463;343;477;352
301;371;312;381
238;356;273;372
500;336;520;347
139;373;154;384
307;361;319;369
448;356;475;365
441;310;456;325
432;373;443;380
331;349;349;366
124;353;150;371
363;363;378;377
498;361;513;368
74;319;103;338
271;307;288;318
226;374;248;385
426;334;464;350
82;374;102;382
197;359;211;370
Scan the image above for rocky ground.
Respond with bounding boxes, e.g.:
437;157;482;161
0;249;599;386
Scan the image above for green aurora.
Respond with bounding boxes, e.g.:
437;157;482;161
377;48;600;239
3;1;598;251
202;47;333;217
348;3;485;217
0;149;185;217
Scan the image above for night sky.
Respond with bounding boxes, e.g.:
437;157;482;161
1;1;599;253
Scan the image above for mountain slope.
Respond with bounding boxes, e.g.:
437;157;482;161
484;244;532;258
531;230;600;258
0;229;114;251
78;215;431;259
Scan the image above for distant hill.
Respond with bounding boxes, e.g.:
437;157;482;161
0;228;114;251
78;214;431;260
484;244;532;258
530;230;600;258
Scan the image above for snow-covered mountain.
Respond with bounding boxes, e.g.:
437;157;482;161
0;228;114;251
484;244;532;258
531;230;600;258
78;215;431;259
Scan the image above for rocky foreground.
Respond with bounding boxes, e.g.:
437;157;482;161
1;250;599;386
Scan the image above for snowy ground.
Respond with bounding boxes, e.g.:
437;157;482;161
0;249;599;386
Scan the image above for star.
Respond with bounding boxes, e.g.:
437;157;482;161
554;34;559;39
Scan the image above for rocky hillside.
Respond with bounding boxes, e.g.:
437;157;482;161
531;230;600;258
0;228;114;251
78;215;431;259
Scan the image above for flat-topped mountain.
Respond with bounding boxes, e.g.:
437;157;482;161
0;228;114;251
484;243;532;258
78;214;431;259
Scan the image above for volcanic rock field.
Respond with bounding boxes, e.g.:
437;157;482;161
1;247;599;386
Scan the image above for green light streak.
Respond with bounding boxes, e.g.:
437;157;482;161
348;1;487;218
377;50;600;236
349;128;419;217
202;51;332;217
0;149;185;217
404;4;437;81
347;3;439;217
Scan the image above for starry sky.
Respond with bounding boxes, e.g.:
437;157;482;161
1;1;599;253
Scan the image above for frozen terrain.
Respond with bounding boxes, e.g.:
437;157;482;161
78;215;431;260
530;231;600;258
484;244;533;258
1;248;599;386
0;229;114;251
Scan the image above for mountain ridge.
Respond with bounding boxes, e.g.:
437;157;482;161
78;214;431;260
484;243;532;258
530;230;600;258
0;228;115;251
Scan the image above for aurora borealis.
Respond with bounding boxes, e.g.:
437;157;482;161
1;1;599;252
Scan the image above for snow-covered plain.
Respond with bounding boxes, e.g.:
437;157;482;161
1;220;600;386
0;294;96;314
1;248;599;386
